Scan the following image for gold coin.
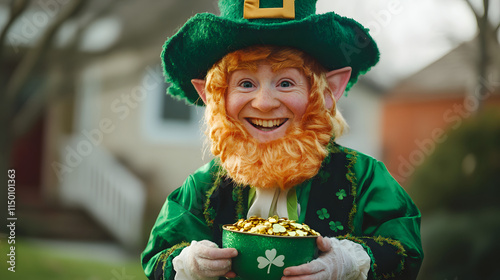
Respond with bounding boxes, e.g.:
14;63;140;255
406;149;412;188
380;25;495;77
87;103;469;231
272;224;286;233
225;216;320;236
296;230;306;236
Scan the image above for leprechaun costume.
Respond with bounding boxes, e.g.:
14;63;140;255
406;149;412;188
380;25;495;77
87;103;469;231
141;0;423;279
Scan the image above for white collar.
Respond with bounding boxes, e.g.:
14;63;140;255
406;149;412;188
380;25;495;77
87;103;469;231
247;187;289;219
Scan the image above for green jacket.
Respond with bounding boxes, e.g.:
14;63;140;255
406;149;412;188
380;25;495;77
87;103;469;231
141;144;423;279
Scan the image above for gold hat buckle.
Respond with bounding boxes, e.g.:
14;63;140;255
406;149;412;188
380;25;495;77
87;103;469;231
243;0;295;19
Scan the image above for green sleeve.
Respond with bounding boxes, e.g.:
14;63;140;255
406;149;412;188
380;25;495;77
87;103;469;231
141;162;216;280
348;154;423;279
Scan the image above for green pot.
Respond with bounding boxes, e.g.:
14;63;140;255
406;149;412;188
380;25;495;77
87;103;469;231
222;227;318;280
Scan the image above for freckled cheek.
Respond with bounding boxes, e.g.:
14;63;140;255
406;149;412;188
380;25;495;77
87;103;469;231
283;97;309;121
225;94;247;121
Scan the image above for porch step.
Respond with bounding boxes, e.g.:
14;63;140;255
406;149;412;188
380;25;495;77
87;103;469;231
16;189;114;242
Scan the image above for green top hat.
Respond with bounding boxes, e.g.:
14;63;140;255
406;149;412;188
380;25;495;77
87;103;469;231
161;0;379;105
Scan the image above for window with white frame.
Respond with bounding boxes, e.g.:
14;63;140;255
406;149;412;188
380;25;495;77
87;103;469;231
142;66;205;145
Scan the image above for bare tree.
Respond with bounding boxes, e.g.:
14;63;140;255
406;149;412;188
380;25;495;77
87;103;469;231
464;0;500;112
0;0;29;63
0;0;90;222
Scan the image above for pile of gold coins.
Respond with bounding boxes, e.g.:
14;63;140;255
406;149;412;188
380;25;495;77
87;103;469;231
224;216;320;237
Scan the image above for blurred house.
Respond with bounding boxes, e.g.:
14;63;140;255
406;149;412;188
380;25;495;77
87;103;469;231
381;38;500;187
337;77;386;160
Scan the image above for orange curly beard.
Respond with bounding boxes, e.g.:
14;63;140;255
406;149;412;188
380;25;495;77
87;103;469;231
203;46;346;190
210;99;333;190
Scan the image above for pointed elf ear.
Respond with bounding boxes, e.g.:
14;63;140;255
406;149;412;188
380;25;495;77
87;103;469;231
325;67;352;109
191;79;207;104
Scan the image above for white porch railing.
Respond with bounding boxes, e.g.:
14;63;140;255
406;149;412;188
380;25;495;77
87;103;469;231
60;136;146;248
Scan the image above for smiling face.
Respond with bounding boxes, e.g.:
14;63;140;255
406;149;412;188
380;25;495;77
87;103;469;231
226;63;310;143
192;46;350;189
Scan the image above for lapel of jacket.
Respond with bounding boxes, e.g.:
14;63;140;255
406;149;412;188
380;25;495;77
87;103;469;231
304;144;357;237
207;176;249;246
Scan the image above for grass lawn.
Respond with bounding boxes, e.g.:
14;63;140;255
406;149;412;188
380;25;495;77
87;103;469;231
1;239;146;280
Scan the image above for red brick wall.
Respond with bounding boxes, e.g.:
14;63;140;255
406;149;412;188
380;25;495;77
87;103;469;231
381;94;500;188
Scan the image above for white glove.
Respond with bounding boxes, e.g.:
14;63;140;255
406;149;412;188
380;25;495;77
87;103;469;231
282;236;370;280
172;240;238;280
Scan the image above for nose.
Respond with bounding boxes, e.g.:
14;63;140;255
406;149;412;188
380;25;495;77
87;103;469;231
251;86;280;112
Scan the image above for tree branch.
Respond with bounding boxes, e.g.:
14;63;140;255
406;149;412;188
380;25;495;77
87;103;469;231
482;0;489;19
4;0;86;121
0;0;30;79
0;0;30;49
464;0;481;20
11;0;120;139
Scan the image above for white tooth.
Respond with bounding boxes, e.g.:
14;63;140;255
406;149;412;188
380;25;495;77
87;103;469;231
263;120;269;127
274;120;278;126
259;119;263;126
